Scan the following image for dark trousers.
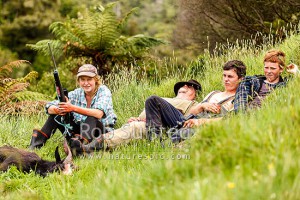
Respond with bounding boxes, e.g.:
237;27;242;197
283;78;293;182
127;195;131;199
41;114;104;143
145;96;185;139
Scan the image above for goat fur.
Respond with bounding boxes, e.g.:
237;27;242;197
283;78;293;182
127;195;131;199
0;144;73;177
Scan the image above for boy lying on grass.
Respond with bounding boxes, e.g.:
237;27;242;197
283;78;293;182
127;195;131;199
103;79;201;148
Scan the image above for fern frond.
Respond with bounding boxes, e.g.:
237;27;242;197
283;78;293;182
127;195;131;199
26;40;64;59
1;78;13;84
75;7;120;50
19;71;39;83
96;2;117;12
0;69;39;109
0;59;43;115
0;82;29;107
14;91;49;101
0;60;31;78
110;34;166;57
117;7;139;29
8;82;29;93
0;100;47;115
128;34;166;47
64;41;93;57
50;21;83;44
2;72;38;89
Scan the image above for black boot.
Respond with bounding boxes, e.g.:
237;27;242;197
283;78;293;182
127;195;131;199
29;129;50;149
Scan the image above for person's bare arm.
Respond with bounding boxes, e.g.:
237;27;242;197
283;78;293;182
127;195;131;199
183;117;222;128
189;102;221;115
47;105;61;115
58;98;104;119
70;105;104;119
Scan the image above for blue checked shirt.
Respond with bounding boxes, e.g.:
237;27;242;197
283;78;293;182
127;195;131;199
234;75;286;112
46;85;117;128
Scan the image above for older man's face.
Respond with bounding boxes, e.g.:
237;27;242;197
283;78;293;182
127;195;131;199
177;85;196;100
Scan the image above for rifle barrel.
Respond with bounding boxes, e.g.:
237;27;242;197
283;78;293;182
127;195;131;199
47;42;58;70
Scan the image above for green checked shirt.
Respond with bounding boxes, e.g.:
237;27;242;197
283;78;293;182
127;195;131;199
46;85;117;129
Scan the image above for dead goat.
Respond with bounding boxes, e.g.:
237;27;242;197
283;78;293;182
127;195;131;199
0;140;74;177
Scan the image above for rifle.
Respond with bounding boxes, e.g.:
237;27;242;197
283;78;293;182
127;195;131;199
173;114;196;129
47;42;70;125
167;114;196;143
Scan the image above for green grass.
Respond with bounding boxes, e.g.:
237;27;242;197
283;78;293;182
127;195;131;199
1;26;300;199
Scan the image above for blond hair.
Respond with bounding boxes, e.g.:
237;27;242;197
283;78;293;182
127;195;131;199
94;75;102;89
264;49;286;69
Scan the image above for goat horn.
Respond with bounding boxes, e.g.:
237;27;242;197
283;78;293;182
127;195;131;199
63;139;73;164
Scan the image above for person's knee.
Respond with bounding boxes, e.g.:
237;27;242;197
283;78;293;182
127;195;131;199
145;95;162;105
81;117;104;140
85;116;98;123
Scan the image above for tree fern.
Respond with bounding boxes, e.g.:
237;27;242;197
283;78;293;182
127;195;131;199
27;3;165;75
74;5;120;50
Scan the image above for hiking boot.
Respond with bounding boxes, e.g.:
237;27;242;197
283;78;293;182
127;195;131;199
29;129;50;149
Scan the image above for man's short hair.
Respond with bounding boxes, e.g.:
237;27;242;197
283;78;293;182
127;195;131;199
223;60;246;78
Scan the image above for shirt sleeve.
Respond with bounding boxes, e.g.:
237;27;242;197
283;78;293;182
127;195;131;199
93;86;114;118
233;76;254;112
45;100;59;114
67;90;76;105
138;109;146;119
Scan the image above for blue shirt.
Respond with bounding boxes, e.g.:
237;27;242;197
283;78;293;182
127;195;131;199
46;85;117;128
234;75;286;112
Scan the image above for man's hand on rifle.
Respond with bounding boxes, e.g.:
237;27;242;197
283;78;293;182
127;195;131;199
183;119;199;128
47;105;66;115
58;97;73;114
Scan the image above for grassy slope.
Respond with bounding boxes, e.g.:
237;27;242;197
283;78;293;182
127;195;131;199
1;32;300;199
